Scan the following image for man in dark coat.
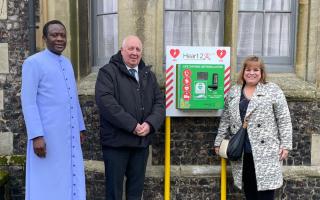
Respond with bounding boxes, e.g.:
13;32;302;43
95;35;165;200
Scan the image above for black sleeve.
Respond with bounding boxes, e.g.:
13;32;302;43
144;72;165;132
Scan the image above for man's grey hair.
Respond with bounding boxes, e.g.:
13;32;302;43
121;35;142;49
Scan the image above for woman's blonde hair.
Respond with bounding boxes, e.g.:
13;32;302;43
237;55;267;85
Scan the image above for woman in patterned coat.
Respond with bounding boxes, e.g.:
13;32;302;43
214;56;292;200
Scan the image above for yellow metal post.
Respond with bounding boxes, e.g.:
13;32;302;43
221;158;227;200
164;117;171;200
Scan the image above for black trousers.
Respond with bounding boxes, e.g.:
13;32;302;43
102;146;149;200
242;153;275;200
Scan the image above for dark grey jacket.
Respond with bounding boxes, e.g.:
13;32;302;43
95;51;165;148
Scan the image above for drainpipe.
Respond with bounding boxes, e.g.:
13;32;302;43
28;0;36;55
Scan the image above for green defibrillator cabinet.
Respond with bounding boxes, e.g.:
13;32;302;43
176;64;225;110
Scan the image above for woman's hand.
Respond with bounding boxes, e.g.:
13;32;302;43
214;147;220;155
279;148;289;161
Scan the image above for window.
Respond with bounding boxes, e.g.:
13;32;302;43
237;0;297;72
164;0;224;47
92;0;118;70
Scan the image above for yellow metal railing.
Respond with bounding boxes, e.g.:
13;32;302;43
164;116;227;200
164;117;171;200
220;158;227;200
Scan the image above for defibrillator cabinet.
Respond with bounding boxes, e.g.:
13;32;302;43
176;64;225;110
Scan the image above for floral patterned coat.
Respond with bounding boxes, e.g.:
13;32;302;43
214;82;292;191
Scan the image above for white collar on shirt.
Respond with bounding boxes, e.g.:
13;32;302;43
126;65;139;72
126;65;139;81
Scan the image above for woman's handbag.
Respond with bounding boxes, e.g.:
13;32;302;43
218;120;248;161
218;115;251;161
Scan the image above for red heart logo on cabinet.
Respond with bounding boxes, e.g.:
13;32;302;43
170;49;180;58
216;49;226;59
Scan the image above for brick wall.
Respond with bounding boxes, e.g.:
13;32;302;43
0;1;31;199
80;97;319;167
80;95;320;200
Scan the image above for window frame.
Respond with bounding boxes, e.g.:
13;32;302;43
164;0;225;47
237;0;298;72
91;0;118;71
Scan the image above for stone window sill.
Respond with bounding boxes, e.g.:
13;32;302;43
78;72;319;101
267;73;319;101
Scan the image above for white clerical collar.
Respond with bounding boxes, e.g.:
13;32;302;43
45;48;64;62
45;48;62;57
